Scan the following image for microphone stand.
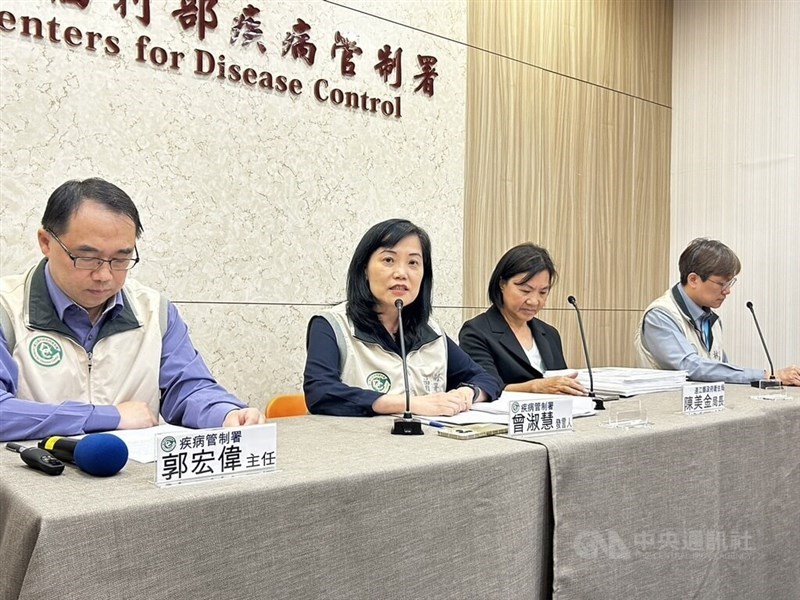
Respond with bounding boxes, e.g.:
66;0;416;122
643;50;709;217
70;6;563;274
567;295;617;410
392;299;424;435
746;301;782;389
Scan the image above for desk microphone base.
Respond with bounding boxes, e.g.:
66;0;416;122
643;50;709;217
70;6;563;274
590;393;620;411
751;379;782;389
392;416;424;435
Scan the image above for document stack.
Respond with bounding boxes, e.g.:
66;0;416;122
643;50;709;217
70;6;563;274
568;367;687;397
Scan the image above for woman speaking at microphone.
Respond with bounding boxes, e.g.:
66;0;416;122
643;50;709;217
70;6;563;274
303;219;500;416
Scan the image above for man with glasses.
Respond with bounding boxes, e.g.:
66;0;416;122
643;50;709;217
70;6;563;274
0;178;264;441
635;238;800;385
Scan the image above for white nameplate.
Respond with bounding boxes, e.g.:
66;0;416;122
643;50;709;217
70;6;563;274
508;397;573;436
154;423;277;487
682;382;725;415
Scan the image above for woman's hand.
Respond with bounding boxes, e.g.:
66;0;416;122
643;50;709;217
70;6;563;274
410;390;473;416
527;374;587;395
373;390;471;416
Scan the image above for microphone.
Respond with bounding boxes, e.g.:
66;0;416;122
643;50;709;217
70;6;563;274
745;301;782;389
391;299;423;435
567;295;617;410
38;433;129;477
6;442;65;475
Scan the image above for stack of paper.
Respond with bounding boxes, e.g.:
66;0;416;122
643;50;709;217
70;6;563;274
547;367;687;397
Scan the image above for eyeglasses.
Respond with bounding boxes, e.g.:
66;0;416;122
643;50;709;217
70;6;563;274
706;276;737;291
47;229;140;271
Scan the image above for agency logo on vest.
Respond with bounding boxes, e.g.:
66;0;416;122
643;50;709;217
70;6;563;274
29;336;63;367
367;371;391;393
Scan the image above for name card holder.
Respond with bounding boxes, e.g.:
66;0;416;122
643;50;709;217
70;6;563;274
751;388;792;401
601;399;651;429
682;382;725;415
508;398;573;437
154;423;277;487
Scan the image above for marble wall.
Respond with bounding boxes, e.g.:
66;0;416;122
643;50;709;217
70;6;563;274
0;0;468;411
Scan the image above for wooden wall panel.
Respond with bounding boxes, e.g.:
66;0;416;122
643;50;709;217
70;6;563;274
464;0;672;368
467;0;672;107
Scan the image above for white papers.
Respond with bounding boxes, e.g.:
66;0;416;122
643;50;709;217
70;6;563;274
421;412;509;426
487;391;596;417
428;391;595;425
108;424;191;463
546;367;688;397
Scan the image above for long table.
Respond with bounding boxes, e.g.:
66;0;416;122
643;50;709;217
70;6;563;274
2;386;798;600
523;384;800;600
0;416;552;600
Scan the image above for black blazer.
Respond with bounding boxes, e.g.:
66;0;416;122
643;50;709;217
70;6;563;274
458;305;568;386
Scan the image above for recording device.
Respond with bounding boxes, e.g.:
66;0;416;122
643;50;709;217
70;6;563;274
39;433;129;477
567;295;618;410
391;299;424;435
745;301;782;389
5;442;65;475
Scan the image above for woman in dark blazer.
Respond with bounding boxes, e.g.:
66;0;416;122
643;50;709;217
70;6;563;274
459;243;587;395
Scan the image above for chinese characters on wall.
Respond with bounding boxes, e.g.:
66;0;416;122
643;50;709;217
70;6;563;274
27;0;443;120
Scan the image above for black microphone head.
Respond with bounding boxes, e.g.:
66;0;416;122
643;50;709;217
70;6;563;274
74;434;129;477
395;298;404;309
567;295;577;306
746;301;754;310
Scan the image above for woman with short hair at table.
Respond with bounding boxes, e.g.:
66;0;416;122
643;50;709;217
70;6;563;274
303;219;501;416
459;243;587;396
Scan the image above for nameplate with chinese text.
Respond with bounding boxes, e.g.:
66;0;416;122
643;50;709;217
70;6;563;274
682;382;725;415
154;424;277;487
508;398;573;437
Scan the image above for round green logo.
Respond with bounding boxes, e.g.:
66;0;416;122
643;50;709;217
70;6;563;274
160;436;177;453
29;336;63;367
367;371;391;393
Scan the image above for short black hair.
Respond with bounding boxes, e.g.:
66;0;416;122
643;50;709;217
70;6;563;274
488;243;558;307
678;238;740;285
346;219;433;341
41;178;143;237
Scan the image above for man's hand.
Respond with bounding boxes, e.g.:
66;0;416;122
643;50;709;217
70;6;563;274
117;401;158;430
775;365;800;386
223;407;266;427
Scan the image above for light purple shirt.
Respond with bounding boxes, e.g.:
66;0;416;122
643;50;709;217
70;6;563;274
0;264;246;441
641;284;764;384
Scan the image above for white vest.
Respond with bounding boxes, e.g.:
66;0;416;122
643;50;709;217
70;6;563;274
320;302;449;395
0;262;164;416
634;287;725;368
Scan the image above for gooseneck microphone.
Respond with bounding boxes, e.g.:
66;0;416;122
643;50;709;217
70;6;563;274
567;295;617;410
39;433;129;476
391;299;424;435
745;301;781;388
567;295;594;395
